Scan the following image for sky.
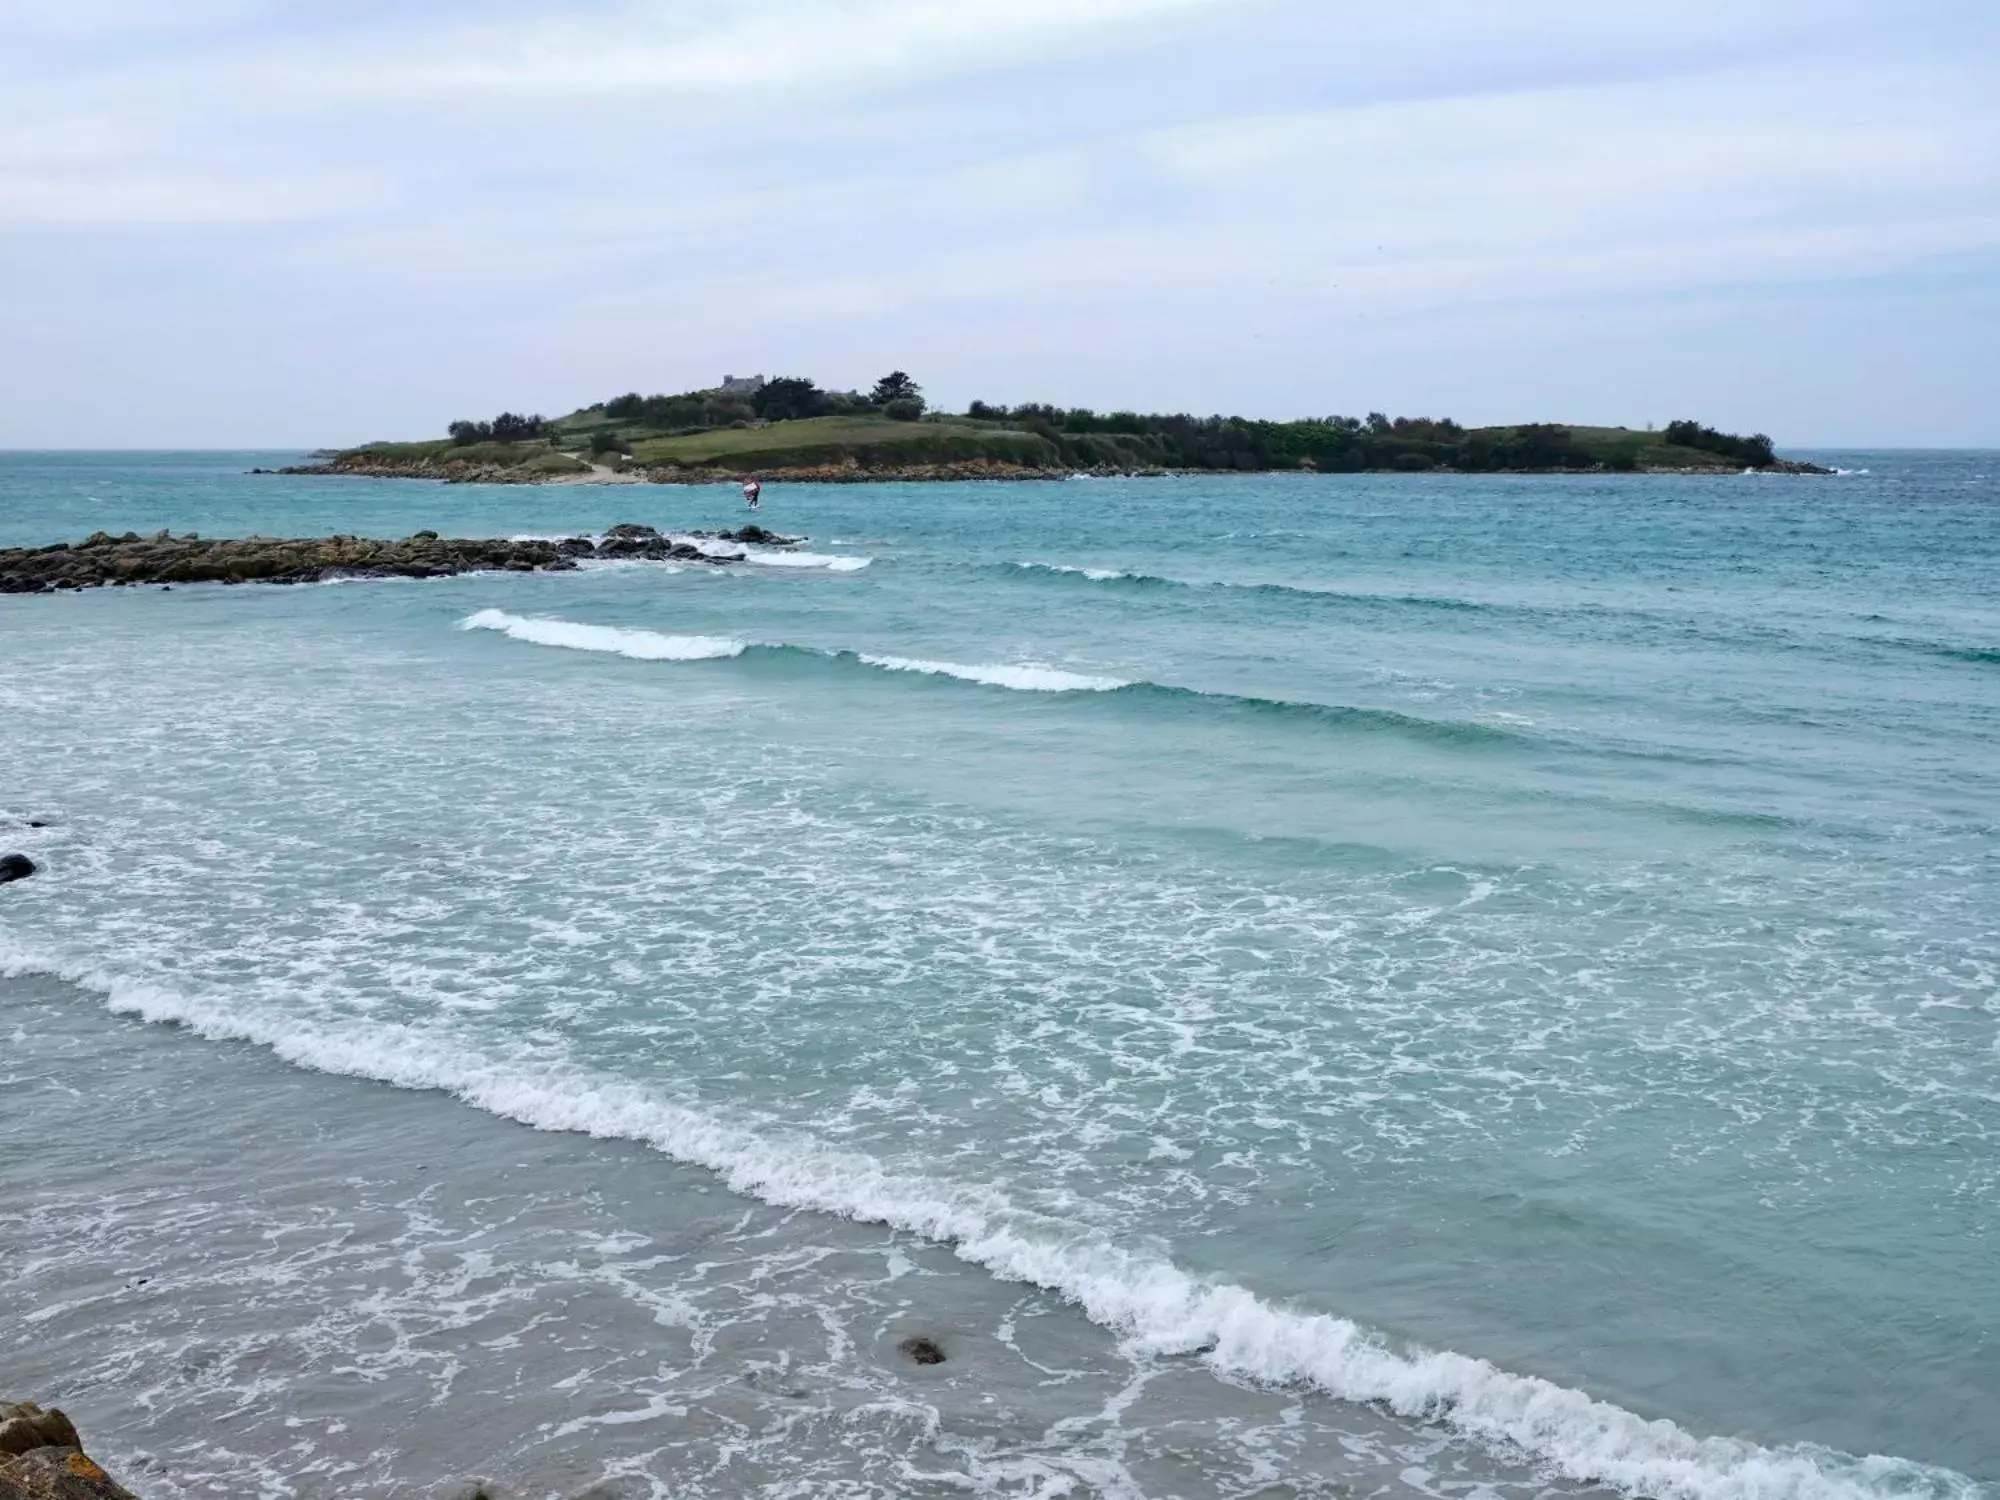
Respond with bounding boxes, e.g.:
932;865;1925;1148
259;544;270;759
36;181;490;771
2;0;1997;449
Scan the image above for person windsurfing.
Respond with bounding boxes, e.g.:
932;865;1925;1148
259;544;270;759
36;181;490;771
741;476;762;511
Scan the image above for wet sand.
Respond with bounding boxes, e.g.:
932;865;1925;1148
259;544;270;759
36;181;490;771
1;971;1568;1500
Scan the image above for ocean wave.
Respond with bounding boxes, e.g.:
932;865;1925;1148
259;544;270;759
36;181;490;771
856;654;1128;692
1864;638;2000;667
461;609;744;660
1009;561;1495;614
459;612;1524;741
664;536;869;572
1017;562;1138;582
0;941;1976;1500
746;550;872;572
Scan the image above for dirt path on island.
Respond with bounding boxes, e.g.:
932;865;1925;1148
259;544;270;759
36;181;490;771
541;458;647;485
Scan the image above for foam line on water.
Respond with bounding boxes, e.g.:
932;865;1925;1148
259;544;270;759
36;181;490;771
1009;560;1497;614
855;654;1128;693
462;609;743;661
0;942;1979;1500
746;550;872;572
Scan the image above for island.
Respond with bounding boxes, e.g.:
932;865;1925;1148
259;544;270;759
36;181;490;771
274;372;1831;483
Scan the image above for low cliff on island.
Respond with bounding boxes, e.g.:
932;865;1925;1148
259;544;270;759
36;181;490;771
277;374;1831;484
0;525;792;593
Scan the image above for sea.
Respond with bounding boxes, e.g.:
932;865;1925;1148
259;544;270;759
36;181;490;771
1;451;1995;1500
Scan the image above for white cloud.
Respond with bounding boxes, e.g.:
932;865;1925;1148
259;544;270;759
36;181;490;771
333;0;1235;98
0;0;1996;444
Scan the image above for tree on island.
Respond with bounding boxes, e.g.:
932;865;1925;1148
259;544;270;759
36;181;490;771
419;373;1794;476
1664;420;1775;468
447;412;546;445
753;376;831;422
870;371;925;414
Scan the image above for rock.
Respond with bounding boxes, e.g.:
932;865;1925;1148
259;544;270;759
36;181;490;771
717;526;802;546
602;523;660;542
0;1403;137;1500
0;1406;78;1457
0;533;583;592
0;855;35;884
0;1446;140;1499
898;1336;947;1366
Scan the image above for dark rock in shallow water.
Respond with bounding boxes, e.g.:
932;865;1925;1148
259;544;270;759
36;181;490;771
0;524;760;592
898;1336;947;1366
0;532;587;592
704;526;802;546
0;1403;138;1499
0;855;35;884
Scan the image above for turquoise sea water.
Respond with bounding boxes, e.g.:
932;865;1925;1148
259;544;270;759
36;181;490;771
2;452;1996;1499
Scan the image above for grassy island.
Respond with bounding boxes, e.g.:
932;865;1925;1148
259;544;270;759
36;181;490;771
293;373;1822;483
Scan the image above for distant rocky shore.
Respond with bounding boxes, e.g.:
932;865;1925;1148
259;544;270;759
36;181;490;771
0;1402;138;1499
267;453;1831;485
266;454;1138;484
0;525;796;593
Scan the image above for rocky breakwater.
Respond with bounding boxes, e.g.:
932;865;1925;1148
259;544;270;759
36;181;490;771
264;452;594;484
0;525;787;593
0;1403;139;1499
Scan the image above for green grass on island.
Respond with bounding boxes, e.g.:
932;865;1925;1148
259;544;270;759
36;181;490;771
331;372;1795;478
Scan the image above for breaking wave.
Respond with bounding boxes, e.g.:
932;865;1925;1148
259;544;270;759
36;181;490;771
856;654;1127;692
460;612;1527;746
0;940;1977;1500
745;550;872;572
461;609;744;661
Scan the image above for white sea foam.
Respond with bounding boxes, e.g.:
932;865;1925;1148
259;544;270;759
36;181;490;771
461;609;743;661
1018;562;1131;582
857;655;1129;693
461;613;1118;690
0;939;1974;1500
747;550;872;572
677;538;751;561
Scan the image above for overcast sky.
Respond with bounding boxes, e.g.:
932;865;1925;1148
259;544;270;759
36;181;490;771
3;0;1996;448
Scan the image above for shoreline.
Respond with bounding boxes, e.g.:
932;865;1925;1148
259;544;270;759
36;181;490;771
268;458;1836;485
0;966;1549;1500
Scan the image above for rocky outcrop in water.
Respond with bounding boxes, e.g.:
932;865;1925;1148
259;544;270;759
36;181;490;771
0;855;36;884
262;454;595;485
0;1404;139;1499
0;526;762;593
